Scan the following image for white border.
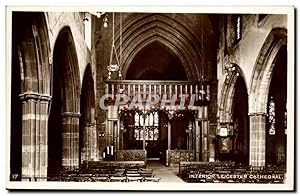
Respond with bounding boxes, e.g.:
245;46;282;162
4;5;295;191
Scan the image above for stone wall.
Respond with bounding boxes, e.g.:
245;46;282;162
217;14;288;166
45;12;91;84
217;14;287;97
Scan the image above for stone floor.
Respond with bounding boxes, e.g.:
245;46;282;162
146;161;184;183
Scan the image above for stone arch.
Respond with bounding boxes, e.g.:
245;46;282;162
125;39;187;80
249;28;287;114
13;12;52;95
114;14;204;81
52;26;81;113
11;12;52;180
49;26;81;171
248;28;287;167
80;64;98;162
219;64;247;123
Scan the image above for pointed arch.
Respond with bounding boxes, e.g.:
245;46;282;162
219;64;247;123
48;26;81;171
80;64;98;162
126;40;187;80
248;28;287;167
52;26;81;113
249;28;287;114
114;14;204;81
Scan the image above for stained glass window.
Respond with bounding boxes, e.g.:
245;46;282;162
268;97;276;135
134;111;159;141
154;112;159;126
148;129;154;140
236;16;241;40
153;128;159;140
233;15;242;43
134;129;139;139
134;113;139;126
284;109;287;135
149;113;154;126
139;115;144;126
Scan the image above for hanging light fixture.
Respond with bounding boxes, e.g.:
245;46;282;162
199;15;210;103
107;12;120;80
107;12;123;81
119;12;123;79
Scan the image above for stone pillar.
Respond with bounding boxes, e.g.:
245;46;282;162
195;120;201;161
201;120;209;161
249;113;267;167
208;123;217;162
20;93;51;181
119;120;124;150
82;123;98;162
143;118;146;150
196;106;209;161
61;112;81;169
106;120;113;146
167;121;171;150
187;129;193;151
113;121;118;155
166;111;174;166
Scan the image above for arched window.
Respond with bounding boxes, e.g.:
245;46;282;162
284;109;287;135
134;111;159;141
268;96;276;135
234;15;242;42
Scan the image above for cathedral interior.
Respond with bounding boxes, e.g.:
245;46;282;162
9;11;289;183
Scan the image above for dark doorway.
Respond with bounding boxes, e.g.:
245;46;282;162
79;64;96;164
266;46;287;167
126;41;187;80
48;27;80;176
232;76;249;164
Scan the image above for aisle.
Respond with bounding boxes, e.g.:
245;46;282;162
146;161;184;183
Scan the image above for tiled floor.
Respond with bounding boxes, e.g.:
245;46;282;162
147;161;184;182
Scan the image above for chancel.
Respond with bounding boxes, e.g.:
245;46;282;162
9;10;289;184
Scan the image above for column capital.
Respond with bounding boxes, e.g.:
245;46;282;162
19;92;52;102
61;112;81;118
248;112;267;117
167;110;176;120
84;122;96;127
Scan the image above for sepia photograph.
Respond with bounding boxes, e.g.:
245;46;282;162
5;5;295;191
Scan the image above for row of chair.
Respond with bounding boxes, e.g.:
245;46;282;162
50;166;161;182
54;175;161;182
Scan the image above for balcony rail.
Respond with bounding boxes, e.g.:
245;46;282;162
104;80;210;105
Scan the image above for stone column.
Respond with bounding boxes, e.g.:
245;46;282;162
20;93;51;181
195;119;201;161
82;122;98;162
208;123;217;162
119;120;124;150
167;121;171;150
201;120;209;161
106;120;113;146
166;111;174;166
196;106;209;161
90;123;99;161
249;113;267;167
61;112;81;169
167;111;175;150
